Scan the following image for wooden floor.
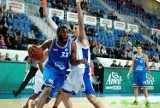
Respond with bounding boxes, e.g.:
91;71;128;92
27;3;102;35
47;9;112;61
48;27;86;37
0;96;160;108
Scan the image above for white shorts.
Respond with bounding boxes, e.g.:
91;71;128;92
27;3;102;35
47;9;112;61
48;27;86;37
33;70;43;94
62;68;95;95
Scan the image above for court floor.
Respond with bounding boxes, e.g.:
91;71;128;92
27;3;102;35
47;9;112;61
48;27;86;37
0;93;160;108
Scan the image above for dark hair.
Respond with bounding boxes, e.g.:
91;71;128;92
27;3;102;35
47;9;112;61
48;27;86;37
57;26;68;35
74;23;78;26
136;44;142;48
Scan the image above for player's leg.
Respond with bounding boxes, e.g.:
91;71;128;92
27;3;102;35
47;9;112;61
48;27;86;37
132;72;139;105
13;66;38;96
24;93;39;108
140;72;150;106
61;92;72;108
36;86;52;108
52;87;63;108
84;73;104;108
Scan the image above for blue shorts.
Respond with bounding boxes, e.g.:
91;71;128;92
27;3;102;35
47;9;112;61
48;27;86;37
132;72;146;87
43;68;65;98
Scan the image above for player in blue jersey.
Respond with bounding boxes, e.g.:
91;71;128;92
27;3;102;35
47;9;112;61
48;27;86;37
61;0;104;108
127;44;153;107
28;25;72;108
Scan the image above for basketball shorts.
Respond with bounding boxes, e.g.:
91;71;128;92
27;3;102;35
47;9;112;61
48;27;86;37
62;68;95;95
133;72;146;87
43;68;65;98
34;70;43;94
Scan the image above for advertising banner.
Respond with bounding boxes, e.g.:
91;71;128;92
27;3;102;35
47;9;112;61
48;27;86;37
127;23;139;33
84;15;97;26
151;28;160;35
100;18;112;28
49;8;64;20
114;21;125;30
103;68;159;93
67;11;78;22
6;0;25;13
0;61;34;93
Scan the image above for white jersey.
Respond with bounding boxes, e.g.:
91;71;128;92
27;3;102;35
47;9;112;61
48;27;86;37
63;39;94;94
70;39;90;72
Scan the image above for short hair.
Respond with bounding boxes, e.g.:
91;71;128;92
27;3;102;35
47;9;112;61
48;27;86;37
136;44;142;48
74;23;78;26
57;26;68;34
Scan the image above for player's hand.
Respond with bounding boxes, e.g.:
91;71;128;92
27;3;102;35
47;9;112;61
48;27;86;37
148;74;153;79
127;73;130;79
76;0;83;4
80;59;88;64
28;44;37;56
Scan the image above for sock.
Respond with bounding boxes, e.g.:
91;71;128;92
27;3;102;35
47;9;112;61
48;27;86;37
145;97;148;102
135;97;137;101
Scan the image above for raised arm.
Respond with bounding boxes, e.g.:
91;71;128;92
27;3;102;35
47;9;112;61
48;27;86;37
42;4;58;31
76;0;89;47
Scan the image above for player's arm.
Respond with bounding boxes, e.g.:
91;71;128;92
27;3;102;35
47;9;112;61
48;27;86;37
76;0;89;47
70;42;88;66
145;55;150;74
28;39;52;56
42;4;58;31
25;61;28;73
127;56;135;78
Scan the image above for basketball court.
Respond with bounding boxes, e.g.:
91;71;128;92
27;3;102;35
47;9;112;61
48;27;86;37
0;93;160;108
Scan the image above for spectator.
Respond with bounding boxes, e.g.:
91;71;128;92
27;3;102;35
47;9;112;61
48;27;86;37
28;30;36;39
0;35;7;49
14;54;19;62
114;48;119;59
110;60;117;67
12;36;21;49
124;60;130;68
109;11;117;20
101;46;108;58
14;27;21;36
21;36;28;50
117;61;123;67
120;48;127;59
107;47;115;58
153;53;159;63
150;62;156;70
129;28;135;37
6;26;13;36
7;6;13;18
85;25;92;36
4;52;11;61
1;17;9;32
52;13;60;25
5;36;12;49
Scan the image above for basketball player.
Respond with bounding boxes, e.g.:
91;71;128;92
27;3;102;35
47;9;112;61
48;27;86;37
62;0;104;108
13;55;38;97
127;44;153;107
42;4;79;108
23;50;48;108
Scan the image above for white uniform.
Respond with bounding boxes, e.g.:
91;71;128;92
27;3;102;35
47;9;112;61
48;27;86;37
62;39;94;94
33;69;43;94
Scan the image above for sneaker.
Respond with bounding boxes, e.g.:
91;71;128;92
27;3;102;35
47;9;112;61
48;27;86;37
145;101;150;107
132;101;138;105
12;91;18;97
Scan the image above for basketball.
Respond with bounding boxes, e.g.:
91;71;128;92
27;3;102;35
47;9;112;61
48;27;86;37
29;46;44;61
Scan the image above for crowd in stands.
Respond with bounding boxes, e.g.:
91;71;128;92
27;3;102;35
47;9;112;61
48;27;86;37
105;0;160;28
0;4;44;50
0;1;160;64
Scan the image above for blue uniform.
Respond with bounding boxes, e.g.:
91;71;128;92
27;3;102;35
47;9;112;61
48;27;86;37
43;37;71;98
133;54;146;87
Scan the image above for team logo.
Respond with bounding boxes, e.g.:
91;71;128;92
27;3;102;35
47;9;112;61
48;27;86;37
106;72;122;90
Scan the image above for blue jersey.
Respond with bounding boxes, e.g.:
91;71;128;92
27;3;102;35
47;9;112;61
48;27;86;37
133;54;146;73
45;37;71;75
